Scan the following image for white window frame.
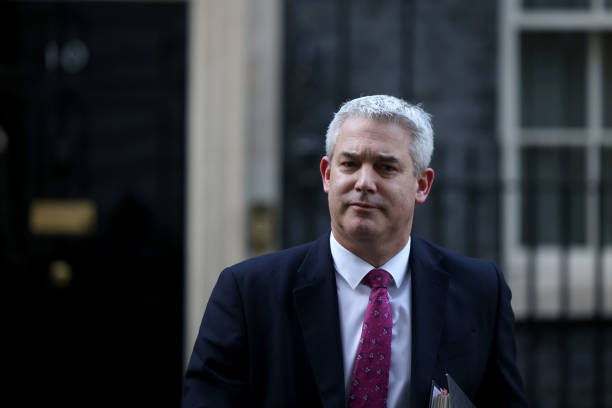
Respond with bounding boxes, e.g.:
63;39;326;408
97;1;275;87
499;0;612;319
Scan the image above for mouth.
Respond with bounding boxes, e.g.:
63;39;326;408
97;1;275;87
349;201;378;210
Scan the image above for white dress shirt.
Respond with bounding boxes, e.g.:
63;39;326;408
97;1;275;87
331;232;412;408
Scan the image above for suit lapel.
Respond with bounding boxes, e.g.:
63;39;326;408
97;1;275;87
293;233;345;408
409;237;450;408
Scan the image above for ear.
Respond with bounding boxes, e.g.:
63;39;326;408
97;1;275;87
320;156;331;193
415;168;434;204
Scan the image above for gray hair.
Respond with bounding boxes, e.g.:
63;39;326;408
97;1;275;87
325;95;434;175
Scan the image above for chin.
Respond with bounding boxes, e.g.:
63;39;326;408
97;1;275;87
344;222;381;242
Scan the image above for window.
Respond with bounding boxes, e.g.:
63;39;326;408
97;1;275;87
523;0;590;9
521;147;586;245
499;0;612;318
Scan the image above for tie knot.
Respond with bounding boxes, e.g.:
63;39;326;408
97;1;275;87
364;269;392;289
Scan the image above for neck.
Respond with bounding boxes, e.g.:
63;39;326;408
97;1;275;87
331;228;410;267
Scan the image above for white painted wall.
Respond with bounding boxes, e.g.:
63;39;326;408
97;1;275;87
184;0;282;368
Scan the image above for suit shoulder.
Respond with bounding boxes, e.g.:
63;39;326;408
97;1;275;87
225;239;317;279
413;237;506;311
412;236;501;290
414;236;496;270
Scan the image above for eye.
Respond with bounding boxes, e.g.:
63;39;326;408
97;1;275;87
342;161;356;168
379;164;396;172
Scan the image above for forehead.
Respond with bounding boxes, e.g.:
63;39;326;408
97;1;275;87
336;116;412;154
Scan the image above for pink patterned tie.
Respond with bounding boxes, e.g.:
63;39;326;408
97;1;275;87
348;269;393;408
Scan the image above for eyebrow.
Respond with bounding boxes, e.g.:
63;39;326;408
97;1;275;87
378;154;399;163
338;152;359;160
338;151;400;164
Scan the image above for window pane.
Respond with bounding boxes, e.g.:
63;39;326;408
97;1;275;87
521;32;586;127
523;0;589;9
604;32;612;128
521;147;586;245
602;148;612;245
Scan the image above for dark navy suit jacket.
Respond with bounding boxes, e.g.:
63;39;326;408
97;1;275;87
182;234;527;407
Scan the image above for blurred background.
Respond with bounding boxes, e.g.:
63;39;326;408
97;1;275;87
0;0;610;406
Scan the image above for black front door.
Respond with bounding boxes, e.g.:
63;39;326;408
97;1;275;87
0;2;186;405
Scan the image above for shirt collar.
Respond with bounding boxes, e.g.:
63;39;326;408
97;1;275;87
330;231;411;290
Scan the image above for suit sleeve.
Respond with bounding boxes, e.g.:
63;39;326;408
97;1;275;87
473;263;528;407
182;268;249;408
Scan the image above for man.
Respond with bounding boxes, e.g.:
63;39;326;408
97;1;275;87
182;95;527;407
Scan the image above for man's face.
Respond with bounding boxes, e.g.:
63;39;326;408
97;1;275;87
320;116;433;254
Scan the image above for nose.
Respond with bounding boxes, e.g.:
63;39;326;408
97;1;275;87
355;165;376;193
